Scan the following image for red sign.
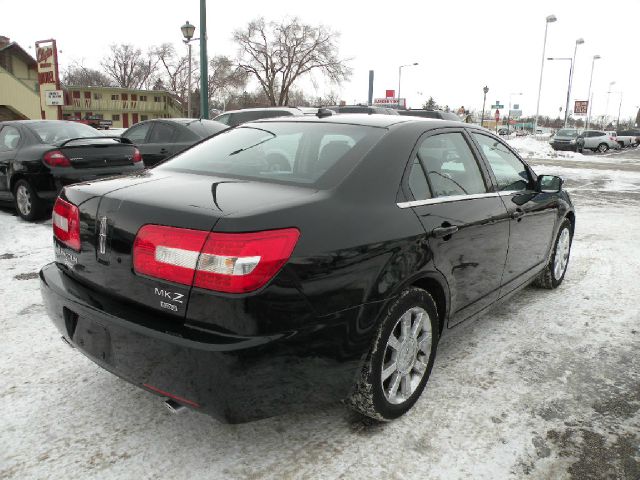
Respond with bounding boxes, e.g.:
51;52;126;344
574;100;588;115
385;89;395;98
495;109;500;121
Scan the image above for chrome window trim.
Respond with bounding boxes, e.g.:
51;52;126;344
397;190;525;208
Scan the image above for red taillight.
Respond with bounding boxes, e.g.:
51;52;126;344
132;148;142;163
53;197;81;251
43;150;71;167
132;225;300;293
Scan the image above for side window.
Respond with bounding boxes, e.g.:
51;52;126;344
0;126;21;151
472;133;531;191
123;123;151;144
147;123;175;143
407;159;431;200
174;127;199;143
417;132;486;197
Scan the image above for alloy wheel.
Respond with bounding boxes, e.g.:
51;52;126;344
598;143;609;153
15;185;32;217
553;227;571;280
381;307;432;405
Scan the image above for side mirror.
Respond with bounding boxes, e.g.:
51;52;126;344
536;175;563;193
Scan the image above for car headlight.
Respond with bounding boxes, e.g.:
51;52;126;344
570;139;576;144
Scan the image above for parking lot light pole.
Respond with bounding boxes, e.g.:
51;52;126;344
566;38;584;128
199;0;208;119
605;81;616;128
585;55;601;129
507;92;522;134
547;57;572;127
534;14;557;136
481;86;489;127
181;21;196;118
397;63;418;110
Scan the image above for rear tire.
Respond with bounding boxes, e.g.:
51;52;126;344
13;179;44;221
346;287;439;421
534;218;573;289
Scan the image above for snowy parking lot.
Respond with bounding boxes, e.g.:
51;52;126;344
1;151;639;479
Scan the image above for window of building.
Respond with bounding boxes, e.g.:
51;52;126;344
72;91;81;98
140;115;148;121
417;132;486;197
139;96;147;102
154;96;161;102
111;94;119;100
93;93;102;100
112;114;120;121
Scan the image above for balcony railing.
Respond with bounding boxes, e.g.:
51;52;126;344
63;98;182;114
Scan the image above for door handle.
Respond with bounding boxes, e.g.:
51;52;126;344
432;225;459;238
511;208;524;220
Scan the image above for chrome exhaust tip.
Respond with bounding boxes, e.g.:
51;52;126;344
164;399;187;414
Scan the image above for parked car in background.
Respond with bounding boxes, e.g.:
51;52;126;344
498;128;509;136
326;105;399;115
213;107;305;127
549;128;582;152
103;128;127;137
0;120;143;221
121;119;227;168
399;110;462;121
41;114;574;423
579;130;620;153
615;129;640;147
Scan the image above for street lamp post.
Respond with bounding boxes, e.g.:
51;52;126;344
565;38;584;127
181;21;196;118
507;92;522;134
481;86;489;128
585;55;600;129
534;14;557;136
605;81;616;128
397;63;418;110
199;0;208;119
547;57;572;126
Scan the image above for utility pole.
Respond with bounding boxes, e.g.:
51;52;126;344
481;86;489;127
199;0;208;118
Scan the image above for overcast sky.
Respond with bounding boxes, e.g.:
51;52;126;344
4;0;638;120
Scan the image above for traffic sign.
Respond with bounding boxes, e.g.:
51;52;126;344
491;103;504;109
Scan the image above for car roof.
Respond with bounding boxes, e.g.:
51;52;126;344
217;107;303;115
248;113;471;129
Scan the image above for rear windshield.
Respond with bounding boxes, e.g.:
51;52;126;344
28;121;103;143
156;122;385;186
556;129;579;137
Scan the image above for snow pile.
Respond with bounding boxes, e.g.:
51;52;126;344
507;136;586;160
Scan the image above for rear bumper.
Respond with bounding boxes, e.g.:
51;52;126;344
39;262;365;423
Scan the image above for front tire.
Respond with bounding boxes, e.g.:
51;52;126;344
346;287;439;421
13;179;44;221
534;218;573;289
597;143;609;153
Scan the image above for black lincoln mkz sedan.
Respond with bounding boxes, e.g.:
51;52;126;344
40;114;574;423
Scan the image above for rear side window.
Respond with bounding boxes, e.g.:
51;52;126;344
156;123;385;186
408;159;431;200
472;133;531;191
147;123;175;143
417;132;486;197
0;126;21;151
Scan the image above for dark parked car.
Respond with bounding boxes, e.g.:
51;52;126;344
399;109;462;121
0;120;143;221
549;128;582;152
121;118;227;168
40;114;574;423
327;105;399;115
213;107;305;127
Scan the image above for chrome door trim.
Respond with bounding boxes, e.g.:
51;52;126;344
397;192;501;209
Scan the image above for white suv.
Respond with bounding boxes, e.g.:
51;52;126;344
578;130;620;153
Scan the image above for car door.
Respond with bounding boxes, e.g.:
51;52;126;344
0;125;23;199
122;122;153;163
402;129;510;326
141;121;178;167
470;131;558;291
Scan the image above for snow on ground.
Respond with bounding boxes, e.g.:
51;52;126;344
1;156;639;480
507;135;586;160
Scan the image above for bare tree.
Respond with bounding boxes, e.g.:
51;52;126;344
208;55;248;106
233;17;351;106
101;44;157;90
62;61;114;87
154;43;192;112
